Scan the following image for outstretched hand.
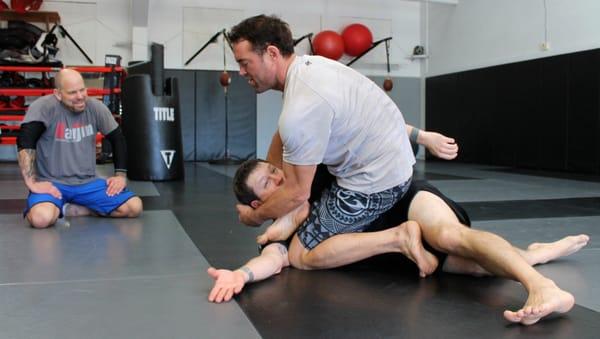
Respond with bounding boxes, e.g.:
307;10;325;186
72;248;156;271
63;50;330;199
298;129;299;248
207;267;246;303
422;131;458;160
29;181;62;199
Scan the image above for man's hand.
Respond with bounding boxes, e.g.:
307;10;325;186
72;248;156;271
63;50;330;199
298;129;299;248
236;203;263;226
420;131;458;160
106;174;127;197
207;267;246;303
29;181;62;199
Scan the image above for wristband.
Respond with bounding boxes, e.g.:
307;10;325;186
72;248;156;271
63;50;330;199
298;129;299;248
409;127;421;144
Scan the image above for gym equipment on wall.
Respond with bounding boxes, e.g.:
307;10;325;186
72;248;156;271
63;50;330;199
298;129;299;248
185;29;246;165
344;29;393;92
209;31;243;165
47;23;93;64
342;23;373;57
293;33;314;53
122;43;184;181
382;39;393;92
312;30;344;60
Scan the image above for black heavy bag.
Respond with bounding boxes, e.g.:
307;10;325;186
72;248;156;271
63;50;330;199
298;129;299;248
121;74;184;181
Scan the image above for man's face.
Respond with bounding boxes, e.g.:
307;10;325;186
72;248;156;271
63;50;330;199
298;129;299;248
233;40;277;93
54;75;88;112
246;161;285;204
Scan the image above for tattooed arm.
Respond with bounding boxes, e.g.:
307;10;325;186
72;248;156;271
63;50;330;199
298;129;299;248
207;243;290;303
17;149;62;199
17;121;62;199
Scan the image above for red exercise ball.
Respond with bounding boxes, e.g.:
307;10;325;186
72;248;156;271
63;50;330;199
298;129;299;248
312;30;345;60
342;23;373;56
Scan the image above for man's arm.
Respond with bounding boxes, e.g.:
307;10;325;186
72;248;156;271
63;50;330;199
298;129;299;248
266;130;283;169
17;122;61;198
238;162;316;226
207;243;290;303
103;126;128;196
406;125;458;160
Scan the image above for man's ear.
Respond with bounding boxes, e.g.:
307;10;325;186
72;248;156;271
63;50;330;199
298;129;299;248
266;45;279;59
250;200;262;209
53;88;61;100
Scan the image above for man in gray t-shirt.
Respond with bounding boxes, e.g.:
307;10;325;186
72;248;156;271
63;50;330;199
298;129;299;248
17;68;142;228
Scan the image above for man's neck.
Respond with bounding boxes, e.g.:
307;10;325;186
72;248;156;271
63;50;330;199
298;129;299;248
275;54;296;91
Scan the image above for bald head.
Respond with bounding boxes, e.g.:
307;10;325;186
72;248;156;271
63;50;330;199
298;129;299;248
54;68;84;90
53;68;88;112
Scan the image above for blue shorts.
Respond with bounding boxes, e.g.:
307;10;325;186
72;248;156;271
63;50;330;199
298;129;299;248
296;178;411;250
25;178;136;217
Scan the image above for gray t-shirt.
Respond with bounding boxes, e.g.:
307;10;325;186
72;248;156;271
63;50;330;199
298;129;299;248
280;55;415;194
23;94;118;185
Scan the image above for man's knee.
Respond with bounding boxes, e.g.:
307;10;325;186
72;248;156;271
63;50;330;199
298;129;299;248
27;204;59;228
288;235;320;270
114;197;143;217
433;225;468;253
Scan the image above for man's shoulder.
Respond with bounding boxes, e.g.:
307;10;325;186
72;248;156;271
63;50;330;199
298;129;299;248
85;98;110;113
30;94;58;107
85;97;106;107
25;95;59;120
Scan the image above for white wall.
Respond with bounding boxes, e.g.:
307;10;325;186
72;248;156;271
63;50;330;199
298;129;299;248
42;0;133;66
256;91;282;159
427;0;600;76
146;0;423;77
142;0;427;158
31;1;427;161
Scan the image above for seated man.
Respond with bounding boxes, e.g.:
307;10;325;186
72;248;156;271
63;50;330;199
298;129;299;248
17;68;143;228
209;159;589;326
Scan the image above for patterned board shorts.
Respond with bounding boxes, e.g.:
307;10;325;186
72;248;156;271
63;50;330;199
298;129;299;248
296;178;412;250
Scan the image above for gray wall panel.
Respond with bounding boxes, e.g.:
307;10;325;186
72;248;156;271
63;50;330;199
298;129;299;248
368;76;421;128
226;74;256;160
165;69;196;161
195;71;256;161
195;71;227;161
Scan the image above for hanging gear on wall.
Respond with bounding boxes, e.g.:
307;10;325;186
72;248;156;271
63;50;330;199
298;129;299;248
0;20;59;65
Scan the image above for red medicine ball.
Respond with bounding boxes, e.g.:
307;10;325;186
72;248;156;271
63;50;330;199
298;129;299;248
313;30;345;60
342;23;373;56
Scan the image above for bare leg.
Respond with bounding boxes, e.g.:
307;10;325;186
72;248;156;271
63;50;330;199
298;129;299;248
443;234;590;276
110;197;143;218
27;202;60;228
409;191;575;325
288;220;439;277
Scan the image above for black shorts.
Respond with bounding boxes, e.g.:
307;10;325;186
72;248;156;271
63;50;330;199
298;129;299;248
367;180;471;270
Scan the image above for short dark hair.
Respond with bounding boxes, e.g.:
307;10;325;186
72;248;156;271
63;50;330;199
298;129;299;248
233;159;267;205
228;14;294;57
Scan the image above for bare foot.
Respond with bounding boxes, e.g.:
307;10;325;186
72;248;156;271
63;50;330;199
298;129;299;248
503;280;575;325
398;221;439;278
63;203;94;217
527;234;590;264
256;202;308;245
257;223;283;245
